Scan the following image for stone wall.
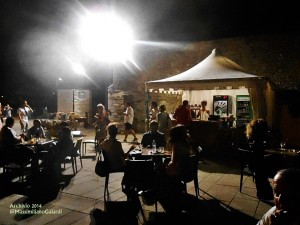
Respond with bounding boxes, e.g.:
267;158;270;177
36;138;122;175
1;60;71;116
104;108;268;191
108;89;146;133
147;91;182;114
57;89;92;123
108;89;182;133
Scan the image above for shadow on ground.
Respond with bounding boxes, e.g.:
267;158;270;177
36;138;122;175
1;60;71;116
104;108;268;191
0;170;73;221
198;152;241;175
90;193;259;225
145;197;259;225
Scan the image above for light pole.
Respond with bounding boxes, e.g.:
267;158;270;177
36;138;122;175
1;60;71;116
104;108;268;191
56;77;62;92
55;77;62;112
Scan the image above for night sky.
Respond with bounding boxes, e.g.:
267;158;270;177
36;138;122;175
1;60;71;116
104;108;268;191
0;0;299;111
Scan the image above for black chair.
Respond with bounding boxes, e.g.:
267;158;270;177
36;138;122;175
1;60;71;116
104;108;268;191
122;159;159;221
237;148;255;192
73;137;83;172
180;154;200;198
101;149;126;201
3;161;32;182
3;146;34;182
62;137;83;174
122;159;158;194
100;155;144;223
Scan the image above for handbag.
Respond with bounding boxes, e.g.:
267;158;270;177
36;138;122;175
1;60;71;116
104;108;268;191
95;151;108;177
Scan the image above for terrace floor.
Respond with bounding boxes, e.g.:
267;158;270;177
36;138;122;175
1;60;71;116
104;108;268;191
0;120;273;225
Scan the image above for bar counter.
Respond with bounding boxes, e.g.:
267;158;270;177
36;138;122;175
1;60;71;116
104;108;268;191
188;120;239;155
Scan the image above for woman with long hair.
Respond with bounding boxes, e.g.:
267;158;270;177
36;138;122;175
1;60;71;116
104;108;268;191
246;118;273;200
95;103;110;146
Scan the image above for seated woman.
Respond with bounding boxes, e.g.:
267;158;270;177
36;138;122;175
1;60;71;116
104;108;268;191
158;124;197;213
51;127;74;172
166;124;196;178
99;123;126;172
246;118;273;200
57;121;73;139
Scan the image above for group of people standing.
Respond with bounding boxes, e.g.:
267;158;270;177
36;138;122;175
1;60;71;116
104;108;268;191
0;100;33;133
0;103;13;130
94;102;139;145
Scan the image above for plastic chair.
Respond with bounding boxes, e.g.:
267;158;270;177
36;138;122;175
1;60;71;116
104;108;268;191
62;137;83;174
3;161;32;182
237;148;256;192
101;149;126;202
121;159;159;221
73;137;83;172
2;146;34;182
180;154;200;198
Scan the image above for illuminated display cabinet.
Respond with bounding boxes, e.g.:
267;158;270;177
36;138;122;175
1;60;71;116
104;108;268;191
213;95;231;116
236;95;253;127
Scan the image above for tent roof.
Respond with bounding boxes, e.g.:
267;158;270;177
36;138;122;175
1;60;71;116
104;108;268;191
146;49;259;89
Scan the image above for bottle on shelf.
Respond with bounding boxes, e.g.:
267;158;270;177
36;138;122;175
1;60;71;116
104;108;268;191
152;139;157;153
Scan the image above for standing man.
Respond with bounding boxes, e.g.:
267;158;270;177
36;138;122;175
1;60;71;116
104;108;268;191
17;100;33;133
173;100;193;128
123;102;138;143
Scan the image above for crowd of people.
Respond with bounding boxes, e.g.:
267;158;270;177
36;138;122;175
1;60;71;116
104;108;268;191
92;100;203;215
92;100;300;223
0;99;79;181
1;98;299;224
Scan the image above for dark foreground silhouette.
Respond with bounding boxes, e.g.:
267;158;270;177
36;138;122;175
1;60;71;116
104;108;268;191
0;168;73;221
91;192;259;225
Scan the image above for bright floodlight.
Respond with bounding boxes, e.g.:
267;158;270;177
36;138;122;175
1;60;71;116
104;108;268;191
71;62;86;75
79;12;134;63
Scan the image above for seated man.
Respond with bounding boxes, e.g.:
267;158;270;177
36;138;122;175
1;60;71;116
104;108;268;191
0;117;33;165
26;119;46;140
141;120;165;148
53;126;74;163
257;168;300;225
0;117;24;147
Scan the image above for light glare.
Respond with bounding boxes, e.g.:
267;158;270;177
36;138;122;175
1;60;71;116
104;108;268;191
79;12;134;63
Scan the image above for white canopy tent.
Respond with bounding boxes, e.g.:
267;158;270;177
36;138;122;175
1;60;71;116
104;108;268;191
146;48;267;118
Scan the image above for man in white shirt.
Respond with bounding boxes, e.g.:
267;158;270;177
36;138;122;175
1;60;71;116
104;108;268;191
17;100;33;133
123;102;138;143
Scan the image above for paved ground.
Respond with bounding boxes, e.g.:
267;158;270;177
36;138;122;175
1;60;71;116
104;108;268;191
0;119;274;224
